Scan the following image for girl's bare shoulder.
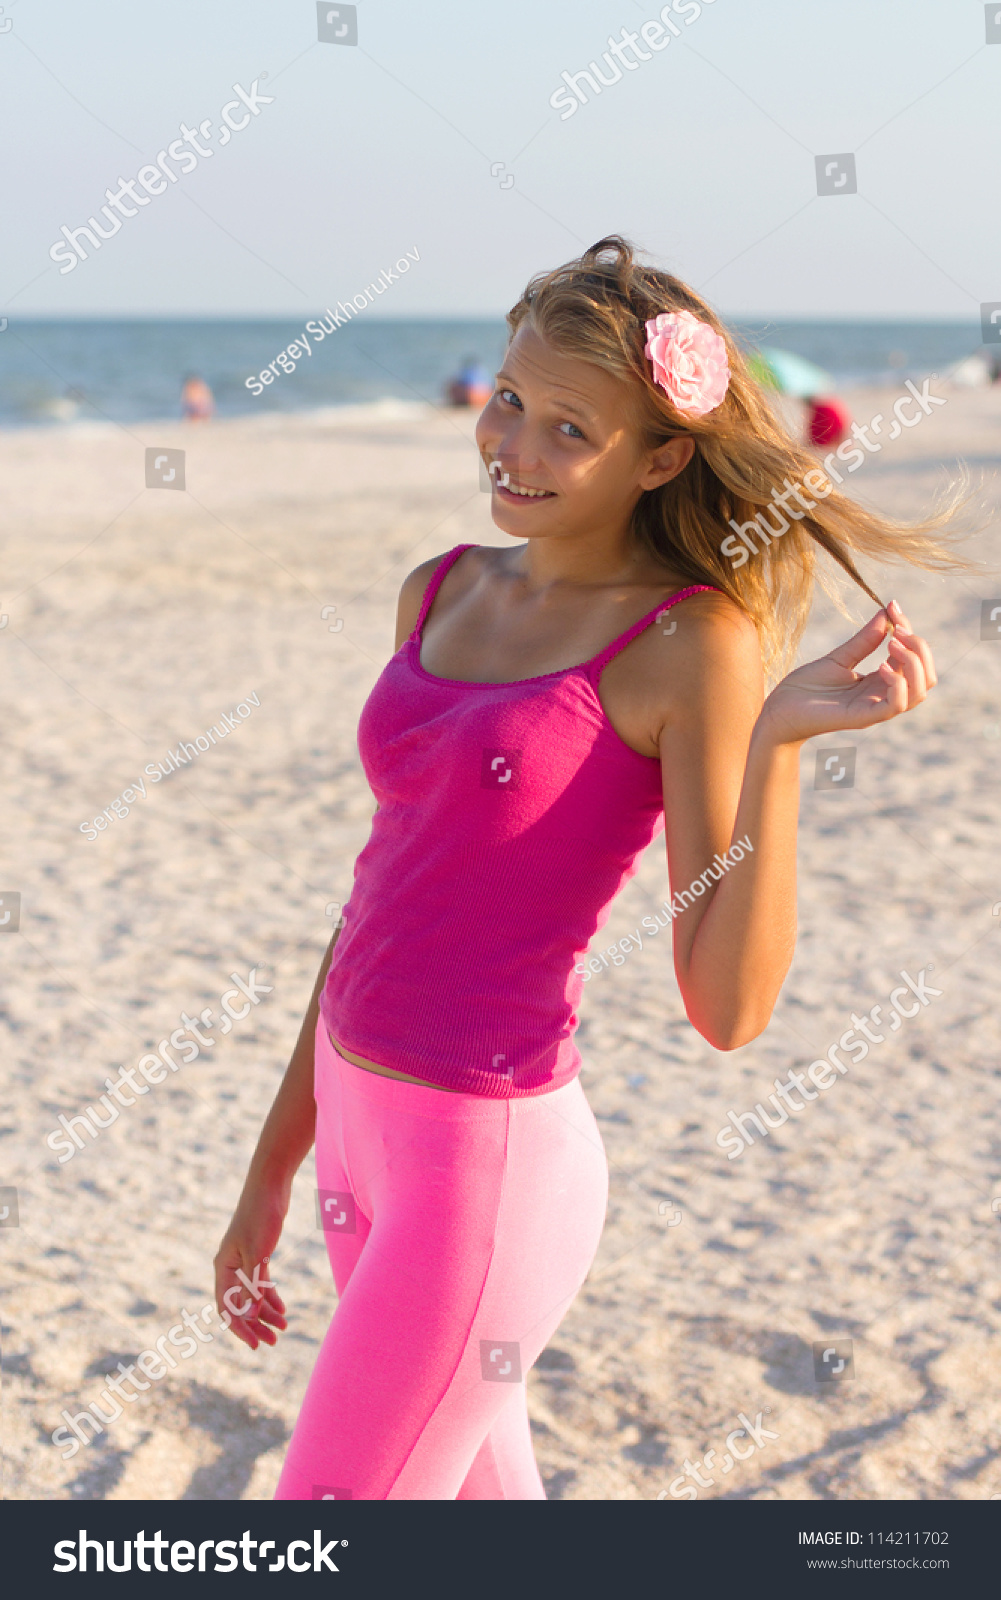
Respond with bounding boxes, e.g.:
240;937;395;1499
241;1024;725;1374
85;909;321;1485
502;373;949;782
395;545;489;643
601;585;763;754
626;582;758;665
650;585;764;719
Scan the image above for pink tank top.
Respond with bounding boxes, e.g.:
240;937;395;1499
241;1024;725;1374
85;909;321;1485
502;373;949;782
319;545;717;1097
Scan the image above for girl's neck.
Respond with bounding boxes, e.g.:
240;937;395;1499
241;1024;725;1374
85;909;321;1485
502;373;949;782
504;532;679;596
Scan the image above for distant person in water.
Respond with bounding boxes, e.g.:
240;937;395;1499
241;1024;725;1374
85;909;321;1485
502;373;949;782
44;386;85;423
805;395;852;450
181;373;215;420
445;358;493;408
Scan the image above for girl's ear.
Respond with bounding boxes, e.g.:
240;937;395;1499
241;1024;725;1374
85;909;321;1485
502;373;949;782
639;434;695;492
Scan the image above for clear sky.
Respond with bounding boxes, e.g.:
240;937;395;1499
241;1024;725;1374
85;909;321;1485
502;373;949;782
1;0;997;319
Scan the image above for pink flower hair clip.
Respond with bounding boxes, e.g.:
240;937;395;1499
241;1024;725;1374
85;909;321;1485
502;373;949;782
644;310;730;417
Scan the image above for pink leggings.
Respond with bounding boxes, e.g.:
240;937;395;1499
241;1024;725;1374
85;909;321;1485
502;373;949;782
274;1019;608;1500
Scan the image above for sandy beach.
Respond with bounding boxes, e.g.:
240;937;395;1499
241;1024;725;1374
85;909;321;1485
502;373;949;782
2;382;1000;1501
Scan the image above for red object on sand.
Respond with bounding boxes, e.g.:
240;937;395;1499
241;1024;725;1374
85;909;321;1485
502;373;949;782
446;379;493;408
807;396;852;449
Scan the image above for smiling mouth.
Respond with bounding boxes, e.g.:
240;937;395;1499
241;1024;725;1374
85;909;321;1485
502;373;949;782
487;459;555;499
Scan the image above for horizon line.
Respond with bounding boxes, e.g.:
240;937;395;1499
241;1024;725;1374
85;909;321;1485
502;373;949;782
0;311;982;325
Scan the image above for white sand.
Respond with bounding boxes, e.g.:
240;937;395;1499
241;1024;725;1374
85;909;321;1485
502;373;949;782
2;384;1000;1500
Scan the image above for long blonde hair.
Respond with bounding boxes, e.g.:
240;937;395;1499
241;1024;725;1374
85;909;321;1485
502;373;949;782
508;236;975;680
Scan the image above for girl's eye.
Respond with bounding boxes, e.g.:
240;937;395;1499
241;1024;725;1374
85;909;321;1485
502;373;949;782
560;421;585;439
499;388;522;409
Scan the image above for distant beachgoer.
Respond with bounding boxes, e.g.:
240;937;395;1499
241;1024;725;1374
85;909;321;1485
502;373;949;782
806;395;852;449
44;386;84;423
446;358;493;408
181;373;215;420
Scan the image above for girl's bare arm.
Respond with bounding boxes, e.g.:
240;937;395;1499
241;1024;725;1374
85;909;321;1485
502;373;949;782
657;597;932;1050
213;929;338;1348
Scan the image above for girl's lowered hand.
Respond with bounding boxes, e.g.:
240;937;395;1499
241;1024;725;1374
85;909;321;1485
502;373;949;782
757;599;937;746
213;1182;289;1351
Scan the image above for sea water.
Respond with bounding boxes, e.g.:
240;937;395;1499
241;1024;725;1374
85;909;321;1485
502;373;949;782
0;316;987;429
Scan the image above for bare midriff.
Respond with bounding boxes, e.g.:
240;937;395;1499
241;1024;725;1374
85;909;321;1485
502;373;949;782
328;1031;461;1093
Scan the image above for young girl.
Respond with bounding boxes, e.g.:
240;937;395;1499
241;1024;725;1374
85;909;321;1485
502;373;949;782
214;237;961;1500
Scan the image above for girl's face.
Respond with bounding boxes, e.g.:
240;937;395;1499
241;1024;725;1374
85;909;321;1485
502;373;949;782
475;320;694;545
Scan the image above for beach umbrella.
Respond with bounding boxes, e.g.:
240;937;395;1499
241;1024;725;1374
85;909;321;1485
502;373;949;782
747;347;835;398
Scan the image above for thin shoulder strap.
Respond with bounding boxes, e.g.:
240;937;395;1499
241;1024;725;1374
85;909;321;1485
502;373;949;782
584;584;720;686
412;545;477;637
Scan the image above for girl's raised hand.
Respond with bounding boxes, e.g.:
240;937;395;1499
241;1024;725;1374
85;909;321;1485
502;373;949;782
759;599;937;747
